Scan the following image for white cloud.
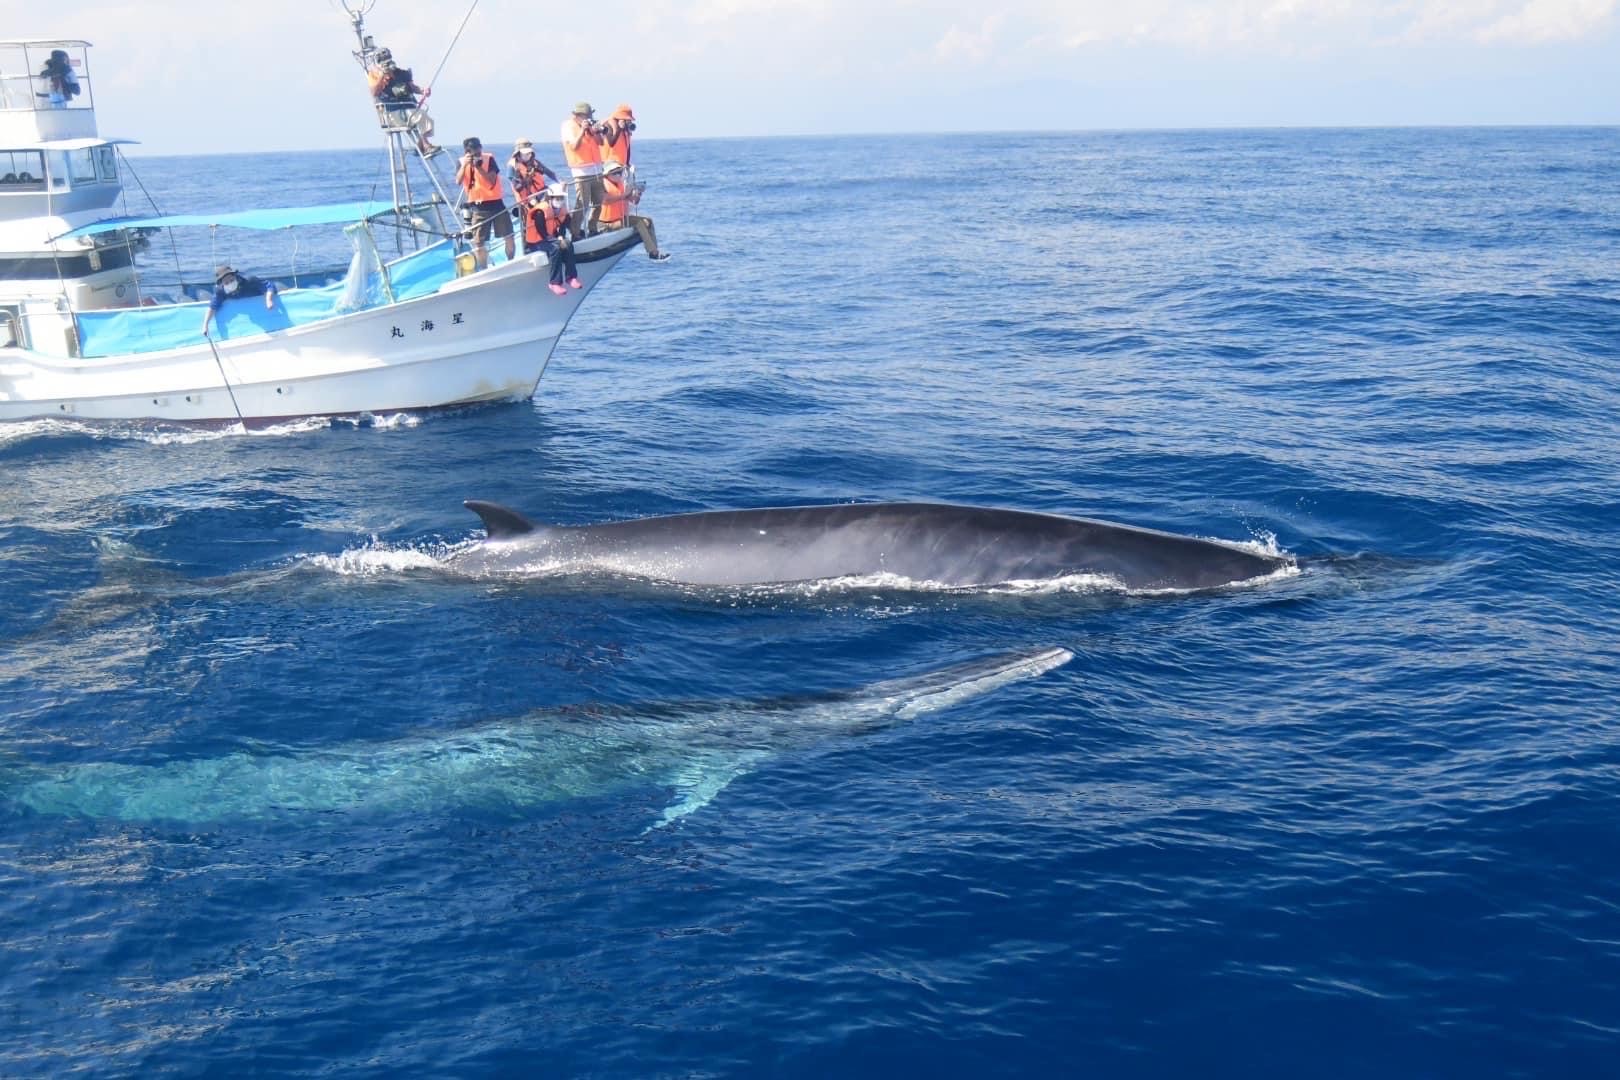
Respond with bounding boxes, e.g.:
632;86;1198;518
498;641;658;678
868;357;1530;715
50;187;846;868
933;15;1006;65
1475;0;1618;42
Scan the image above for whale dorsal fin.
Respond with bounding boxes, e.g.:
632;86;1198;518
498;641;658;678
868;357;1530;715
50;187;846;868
464;500;541;541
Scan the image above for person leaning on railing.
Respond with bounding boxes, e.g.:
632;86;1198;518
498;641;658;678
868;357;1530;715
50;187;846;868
599;161;669;262
202;265;278;336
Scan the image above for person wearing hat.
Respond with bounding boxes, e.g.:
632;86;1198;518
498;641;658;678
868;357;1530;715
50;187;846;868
367;47;438;156
456;136;516;270
520;185;581;294
201;265;278;336
507;138;559;203
599;104;636;169
559;101;605;236
598;160;669;262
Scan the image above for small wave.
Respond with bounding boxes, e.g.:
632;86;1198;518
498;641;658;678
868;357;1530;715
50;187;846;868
305;537;474;577
330;412;424;431
0;418;102;446
0;411;421;449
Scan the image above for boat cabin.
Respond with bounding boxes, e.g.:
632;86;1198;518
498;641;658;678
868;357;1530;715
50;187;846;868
0;39;142;349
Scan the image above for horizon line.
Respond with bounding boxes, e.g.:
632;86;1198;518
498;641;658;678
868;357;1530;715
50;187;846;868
118;122;1620;157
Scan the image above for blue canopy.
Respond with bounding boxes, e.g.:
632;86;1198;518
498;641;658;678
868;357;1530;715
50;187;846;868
54;200;401;240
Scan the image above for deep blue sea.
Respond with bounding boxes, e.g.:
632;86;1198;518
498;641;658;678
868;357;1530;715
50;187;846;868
3;128;1619;1076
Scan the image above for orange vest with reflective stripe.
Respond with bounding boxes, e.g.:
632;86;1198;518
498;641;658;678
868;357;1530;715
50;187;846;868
602;125;631;168
457;153;503;202
599;174;628;227
561;118;602;169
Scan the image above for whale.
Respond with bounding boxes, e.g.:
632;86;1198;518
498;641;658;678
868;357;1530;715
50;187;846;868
451;500;1293;591
8;647;1073;828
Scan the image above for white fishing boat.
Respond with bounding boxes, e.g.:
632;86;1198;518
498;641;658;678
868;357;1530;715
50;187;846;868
0;19;649;427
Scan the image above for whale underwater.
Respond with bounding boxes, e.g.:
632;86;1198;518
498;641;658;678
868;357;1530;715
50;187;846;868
451;500;1293;591
9;647;1073;828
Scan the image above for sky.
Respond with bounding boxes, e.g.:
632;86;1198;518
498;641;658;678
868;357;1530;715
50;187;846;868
5;0;1617;155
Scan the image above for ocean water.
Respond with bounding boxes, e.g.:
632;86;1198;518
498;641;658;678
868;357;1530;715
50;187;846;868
2;128;1619;1076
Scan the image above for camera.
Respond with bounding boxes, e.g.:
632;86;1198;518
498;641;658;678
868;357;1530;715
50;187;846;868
623;121;636;133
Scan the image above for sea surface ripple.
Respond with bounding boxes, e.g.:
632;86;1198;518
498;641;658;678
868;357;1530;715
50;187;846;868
2;128;1618;1076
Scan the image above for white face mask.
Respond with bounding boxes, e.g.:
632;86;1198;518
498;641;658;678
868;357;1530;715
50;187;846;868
222;275;240;295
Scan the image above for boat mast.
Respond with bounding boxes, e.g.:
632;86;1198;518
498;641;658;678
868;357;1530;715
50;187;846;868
341;1;456;254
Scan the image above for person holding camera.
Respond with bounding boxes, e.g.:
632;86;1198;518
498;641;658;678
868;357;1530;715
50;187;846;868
507;138;559;202
367;47;438;156
599;104;636;169
455;137;515;270
559;101;605;236
599;161;669;261
37;49;80;108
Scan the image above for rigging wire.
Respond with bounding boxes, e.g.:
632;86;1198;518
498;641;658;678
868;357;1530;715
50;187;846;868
423;0;480;95
116;147;185;286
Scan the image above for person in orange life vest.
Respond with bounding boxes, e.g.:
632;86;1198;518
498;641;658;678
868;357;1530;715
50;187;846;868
522;185;581;295
506;138;559;202
367;47;437;156
599;161;670;261
559;101;605;236
598;104;635;169
455;136;514;270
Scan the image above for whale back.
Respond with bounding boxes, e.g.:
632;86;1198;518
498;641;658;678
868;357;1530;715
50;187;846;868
556;502;1287;590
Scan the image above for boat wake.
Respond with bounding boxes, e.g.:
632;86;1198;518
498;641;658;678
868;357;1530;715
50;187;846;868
0;411;421;447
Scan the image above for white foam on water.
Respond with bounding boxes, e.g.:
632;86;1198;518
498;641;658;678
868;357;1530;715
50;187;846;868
331;412;423;431
0;417;101;445
307;537;473;577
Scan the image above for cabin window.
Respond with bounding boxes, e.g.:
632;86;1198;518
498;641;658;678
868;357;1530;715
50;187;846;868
0;149;45;188
47;151;68;188
70;148;97;184
97;146;117;182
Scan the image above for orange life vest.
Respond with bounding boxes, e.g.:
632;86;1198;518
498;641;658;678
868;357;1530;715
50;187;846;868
601;125;631;168
525;200;569;246
457;153;503;202
599;174;629;227
561;118;602;169
510;157;548;199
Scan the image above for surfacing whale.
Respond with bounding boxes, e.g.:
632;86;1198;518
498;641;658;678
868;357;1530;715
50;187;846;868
9;647;1072;828
453;500;1292;591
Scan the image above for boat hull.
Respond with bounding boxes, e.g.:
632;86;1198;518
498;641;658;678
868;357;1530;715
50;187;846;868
0;233;637;425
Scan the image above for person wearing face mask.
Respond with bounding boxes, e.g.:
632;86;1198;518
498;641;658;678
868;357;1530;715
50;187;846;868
506;138;559;202
202;265;278;336
521;185;580;294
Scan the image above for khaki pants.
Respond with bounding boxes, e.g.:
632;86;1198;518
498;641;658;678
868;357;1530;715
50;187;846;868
570;174;604;235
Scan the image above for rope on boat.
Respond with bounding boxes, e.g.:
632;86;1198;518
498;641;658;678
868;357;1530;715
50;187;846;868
116;147;186;286
201;332;247;427
423;0;480;97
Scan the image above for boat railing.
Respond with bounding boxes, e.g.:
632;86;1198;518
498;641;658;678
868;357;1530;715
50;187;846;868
0;43;95;113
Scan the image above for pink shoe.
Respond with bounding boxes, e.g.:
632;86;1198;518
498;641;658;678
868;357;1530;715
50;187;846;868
568;277;583;290
547;283;567;296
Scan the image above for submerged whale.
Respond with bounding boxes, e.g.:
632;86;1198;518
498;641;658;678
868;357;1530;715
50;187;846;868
10;647;1072;828
452;500;1292;591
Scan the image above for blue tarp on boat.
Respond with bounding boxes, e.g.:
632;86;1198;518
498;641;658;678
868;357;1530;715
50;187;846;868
54;201;401;240
74;242;461;358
